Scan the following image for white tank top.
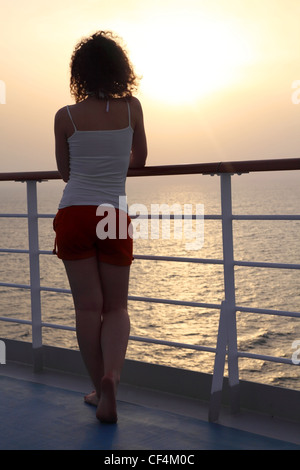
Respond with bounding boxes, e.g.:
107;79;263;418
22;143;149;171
58;101;133;212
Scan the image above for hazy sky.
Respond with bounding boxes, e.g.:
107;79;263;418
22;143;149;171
1;0;300;172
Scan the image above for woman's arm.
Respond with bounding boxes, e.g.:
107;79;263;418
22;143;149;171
54;107;70;182
130;98;147;168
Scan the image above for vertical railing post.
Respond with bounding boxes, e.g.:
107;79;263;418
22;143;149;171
209;300;228;422
26;180;43;372
209;174;240;420
220;173;240;414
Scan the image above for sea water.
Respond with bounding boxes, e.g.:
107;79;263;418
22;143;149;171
0;171;299;389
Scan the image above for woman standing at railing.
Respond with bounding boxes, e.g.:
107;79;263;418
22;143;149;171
53;31;147;423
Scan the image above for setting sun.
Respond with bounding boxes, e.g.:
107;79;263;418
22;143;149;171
127;10;255;105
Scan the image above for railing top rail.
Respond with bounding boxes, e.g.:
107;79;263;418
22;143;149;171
0;158;299;182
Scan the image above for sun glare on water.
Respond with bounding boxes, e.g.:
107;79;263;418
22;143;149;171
127;11;255;105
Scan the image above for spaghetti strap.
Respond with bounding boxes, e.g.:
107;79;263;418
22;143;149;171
126;100;131;128
66;105;77;131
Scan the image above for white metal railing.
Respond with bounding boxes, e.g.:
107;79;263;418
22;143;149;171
0;159;300;420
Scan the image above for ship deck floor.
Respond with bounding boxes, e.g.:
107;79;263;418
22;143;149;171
1;363;300;450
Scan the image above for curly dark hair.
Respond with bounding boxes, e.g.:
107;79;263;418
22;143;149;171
70;31;139;102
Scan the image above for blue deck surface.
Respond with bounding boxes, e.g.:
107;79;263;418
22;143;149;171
0;375;299;450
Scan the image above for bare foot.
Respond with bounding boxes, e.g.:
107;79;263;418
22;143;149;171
96;375;118;423
84;390;99;407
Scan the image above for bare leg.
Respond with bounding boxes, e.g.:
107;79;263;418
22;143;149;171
63;257;104;400
96;262;130;423
63;257;131;423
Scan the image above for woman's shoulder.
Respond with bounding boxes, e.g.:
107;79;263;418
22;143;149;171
54;105;76;136
55;104;79;124
128;96;142;108
127;96;144;120
55;105;70;121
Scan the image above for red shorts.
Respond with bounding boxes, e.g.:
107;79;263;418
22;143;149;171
53;205;133;266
